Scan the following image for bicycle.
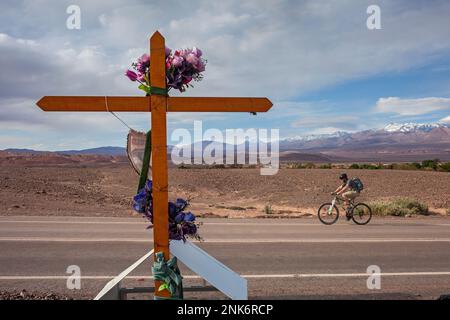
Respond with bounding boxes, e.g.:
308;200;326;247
318;193;372;225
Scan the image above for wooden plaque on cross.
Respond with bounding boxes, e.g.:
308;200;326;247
36;31;272;299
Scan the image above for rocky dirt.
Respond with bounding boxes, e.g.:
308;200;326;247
0;289;73;300
0;158;449;218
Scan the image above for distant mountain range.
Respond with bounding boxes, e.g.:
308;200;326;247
4;146;126;156
279;122;450;162
3;122;450;162
281;122;450;146
282;122;450;143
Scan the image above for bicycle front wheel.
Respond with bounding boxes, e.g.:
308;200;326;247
318;203;339;225
351;203;372;225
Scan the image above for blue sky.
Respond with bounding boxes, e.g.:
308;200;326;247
1;0;450;150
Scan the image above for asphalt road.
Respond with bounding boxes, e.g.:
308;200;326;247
0;215;450;299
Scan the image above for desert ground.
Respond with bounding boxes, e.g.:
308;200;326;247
0;160;449;218
1;156;450;300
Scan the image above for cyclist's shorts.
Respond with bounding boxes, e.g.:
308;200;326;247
342;190;359;199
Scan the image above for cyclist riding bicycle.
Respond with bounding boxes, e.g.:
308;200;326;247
333;173;360;220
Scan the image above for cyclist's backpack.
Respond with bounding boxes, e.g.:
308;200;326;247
350;177;364;192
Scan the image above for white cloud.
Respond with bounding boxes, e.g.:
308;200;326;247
292;115;360;129
439;115;450;123
375;97;450;116
3;1;450;100
0;98;137;137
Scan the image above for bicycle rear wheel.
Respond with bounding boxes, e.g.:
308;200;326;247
351;203;372;225
318;203;339;225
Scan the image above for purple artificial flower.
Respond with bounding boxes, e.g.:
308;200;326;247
182;76;193;84
192;47;202;57
168;202;178;219
165;46;171;57
125;69;138;81
185;53;199;66
183;212;195;222
175;198;188;211
195;60;206;72
172;54;184;68
138;53;150;65
136;54;150;73
182;223;197;237
175;212;185;224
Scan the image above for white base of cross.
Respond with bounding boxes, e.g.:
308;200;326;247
171;240;247;300
94;240;247;300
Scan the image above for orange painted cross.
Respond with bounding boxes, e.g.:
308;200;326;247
36;31;272;299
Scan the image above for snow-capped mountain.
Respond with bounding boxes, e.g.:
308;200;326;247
283;131;350;142
280;122;450;161
383;122;449;133
282;122;450;143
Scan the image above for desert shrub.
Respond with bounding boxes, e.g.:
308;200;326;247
359;164;379;170
304;162;316;169
319;163;332;169
369;198;429;217
227;206;246;211
439;162;450;172
411;162;422;169
264;204;273;215
421;159;439;170
349;163;360;169
392;163;422;170
287;162;304;169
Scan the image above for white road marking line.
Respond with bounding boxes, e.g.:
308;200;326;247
0;237;450;243
195;239;450;243
1;272;450;280
0;220;146;225
1;220;449;227
0;220;323;227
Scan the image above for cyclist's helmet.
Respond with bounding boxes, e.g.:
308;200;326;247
339;173;348;181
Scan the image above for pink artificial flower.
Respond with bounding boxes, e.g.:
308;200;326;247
185;53;199;66
125;69;138;81
138;53;150;64
138;73;146;82
179;49;188;58
192;47;202;57
172;54;184;67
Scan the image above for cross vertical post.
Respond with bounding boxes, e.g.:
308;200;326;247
150;31;170;299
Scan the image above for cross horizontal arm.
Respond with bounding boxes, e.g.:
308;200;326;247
36;96;150;112
168;97;272;112
37;96;272;113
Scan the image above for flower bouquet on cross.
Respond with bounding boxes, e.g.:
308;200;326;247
133;180;202;242
125;46;206;241
125;46;207;94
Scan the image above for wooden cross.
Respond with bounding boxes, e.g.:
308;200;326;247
36;31;272;299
